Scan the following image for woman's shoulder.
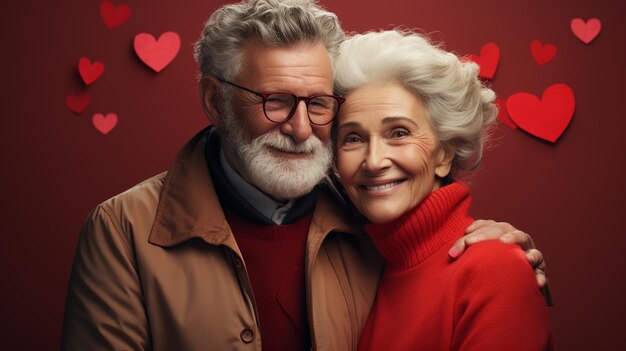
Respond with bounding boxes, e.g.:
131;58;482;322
457;239;527;264
451;240;535;287
446;241;553;350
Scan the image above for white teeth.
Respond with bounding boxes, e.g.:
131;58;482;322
364;181;401;191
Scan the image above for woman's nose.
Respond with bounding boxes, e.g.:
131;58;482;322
362;138;391;173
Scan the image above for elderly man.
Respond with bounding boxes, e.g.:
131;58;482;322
61;0;548;350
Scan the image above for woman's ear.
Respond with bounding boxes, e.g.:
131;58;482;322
200;75;224;127
434;145;456;178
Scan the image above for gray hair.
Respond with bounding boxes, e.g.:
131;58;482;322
333;30;498;172
194;0;345;81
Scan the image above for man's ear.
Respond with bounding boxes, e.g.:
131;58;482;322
434;144;456;178
200;75;224;127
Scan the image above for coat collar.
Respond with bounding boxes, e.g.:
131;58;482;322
149;128;233;247
148;128;358;249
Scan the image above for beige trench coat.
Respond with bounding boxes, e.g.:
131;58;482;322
61;128;383;351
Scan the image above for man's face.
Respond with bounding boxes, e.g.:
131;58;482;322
228;39;334;144
218;40;335;201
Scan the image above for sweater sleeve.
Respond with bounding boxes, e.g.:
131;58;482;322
61;205;151;351
450;241;554;351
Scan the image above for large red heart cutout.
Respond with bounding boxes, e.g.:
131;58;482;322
78;57;105;86
100;1;131;29
66;93;91;114
495;98;517;130
506;84;575;143
134;32;181;73
468;42;500;79
92;113;118;135
571;18;601;44
530;40;557;66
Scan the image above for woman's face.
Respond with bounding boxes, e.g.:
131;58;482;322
335;82;453;224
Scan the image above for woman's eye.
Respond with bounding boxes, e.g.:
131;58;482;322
390;129;410;138
343;134;363;144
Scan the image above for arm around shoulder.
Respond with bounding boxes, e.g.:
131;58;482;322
61;204;150;350
450;241;554;351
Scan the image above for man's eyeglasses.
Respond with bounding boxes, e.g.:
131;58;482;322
218;78;345;126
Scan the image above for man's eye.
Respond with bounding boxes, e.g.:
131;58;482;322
265;94;292;109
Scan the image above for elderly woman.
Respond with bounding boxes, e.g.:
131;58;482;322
332;30;554;350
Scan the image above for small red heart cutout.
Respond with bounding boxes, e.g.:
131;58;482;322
78;57;105;86
495;98;517;129
66;93;91;114
530;40;557;65
100;1;131;29
134;32;181;73
468;42;500;79
571;18;601;44
506;83;575;143
92;113;118;135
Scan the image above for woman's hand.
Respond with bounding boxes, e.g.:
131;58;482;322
447;220;553;305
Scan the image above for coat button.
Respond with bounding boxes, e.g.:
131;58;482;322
240;328;254;343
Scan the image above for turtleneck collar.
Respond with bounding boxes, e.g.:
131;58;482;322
364;182;473;271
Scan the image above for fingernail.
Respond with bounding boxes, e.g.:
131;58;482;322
448;247;461;258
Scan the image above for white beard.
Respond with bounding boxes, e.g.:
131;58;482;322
220;100;332;201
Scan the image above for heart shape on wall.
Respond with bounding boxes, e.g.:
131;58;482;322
78;57;105;86
134;32;181;73
100;0;131;29
92;113;118;135
468;42;500;79
530;40;557;65
506;83;575;142
571;18;601;44
495;98;517;129
66;93;91;114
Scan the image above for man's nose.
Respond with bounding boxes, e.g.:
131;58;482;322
279;100;313;143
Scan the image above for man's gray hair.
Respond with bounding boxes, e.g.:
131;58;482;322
334;29;498;172
194;0;345;81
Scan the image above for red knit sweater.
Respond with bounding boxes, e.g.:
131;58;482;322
225;208;312;350
358;182;554;351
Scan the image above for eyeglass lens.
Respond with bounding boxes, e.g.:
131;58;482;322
263;93;339;125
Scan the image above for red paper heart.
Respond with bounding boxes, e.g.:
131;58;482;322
495;98;517;129
571;18;601;44
468;43;500;79
506;84;575;143
100;1;131;29
530;40;557;65
78;57;104;86
133;32;181;73
92;113;118;135
66;93;91;114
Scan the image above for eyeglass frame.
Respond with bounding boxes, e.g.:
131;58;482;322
217;78;345;126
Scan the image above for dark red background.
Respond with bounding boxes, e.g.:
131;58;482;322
1;0;624;349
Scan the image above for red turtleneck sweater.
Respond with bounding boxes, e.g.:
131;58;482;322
358;182;554;351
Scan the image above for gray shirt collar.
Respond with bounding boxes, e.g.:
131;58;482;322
219;149;295;224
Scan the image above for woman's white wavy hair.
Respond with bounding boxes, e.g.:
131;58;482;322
194;0;345;81
334;29;498;172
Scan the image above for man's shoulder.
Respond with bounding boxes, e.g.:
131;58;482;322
77;172;170;252
96;172;168;221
